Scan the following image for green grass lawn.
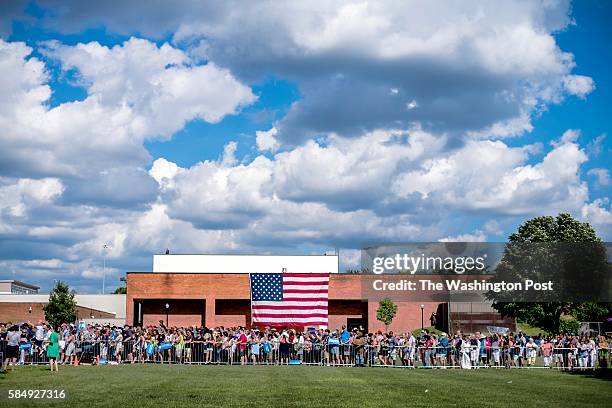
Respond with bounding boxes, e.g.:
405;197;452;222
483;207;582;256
0;365;610;407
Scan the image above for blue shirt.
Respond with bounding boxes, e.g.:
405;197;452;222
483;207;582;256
438;337;449;354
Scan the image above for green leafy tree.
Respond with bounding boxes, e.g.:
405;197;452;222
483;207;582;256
571;302;611;322
43;281;77;327
113;286;127;294
487;213;611;334
559;319;580;334
376;298;398;331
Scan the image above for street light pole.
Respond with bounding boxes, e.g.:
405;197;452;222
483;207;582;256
165;303;170;327
102;244;108;294
420;304;424;330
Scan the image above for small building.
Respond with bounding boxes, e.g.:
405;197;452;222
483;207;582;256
0;280;40;295
0;294;126;325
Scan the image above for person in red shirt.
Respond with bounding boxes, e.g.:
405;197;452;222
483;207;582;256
541;338;554;368
238;329;248;365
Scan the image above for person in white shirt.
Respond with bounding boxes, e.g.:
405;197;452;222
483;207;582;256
470;335;480;368
525;337;538;367
460;335;472;369
407;333;416;366
114;330;124;363
35;321;46;357
3;325;21;371
588;338;597;368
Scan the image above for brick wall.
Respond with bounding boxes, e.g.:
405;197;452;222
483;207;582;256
127;273;250;328
127;273;444;332
0;302;115;324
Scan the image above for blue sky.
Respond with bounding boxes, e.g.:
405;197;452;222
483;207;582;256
0;0;610;293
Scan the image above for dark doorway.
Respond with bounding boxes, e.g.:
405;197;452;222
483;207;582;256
347;317;367;332
138;299;205;327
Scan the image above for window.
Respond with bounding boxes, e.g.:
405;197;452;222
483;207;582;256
11;285;38;294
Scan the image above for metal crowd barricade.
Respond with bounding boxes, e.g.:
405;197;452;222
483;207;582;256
1;340;609;369
358;345;611;369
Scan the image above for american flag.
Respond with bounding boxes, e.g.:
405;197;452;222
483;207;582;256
250;272;329;328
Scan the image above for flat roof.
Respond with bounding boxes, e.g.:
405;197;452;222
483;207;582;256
0;280;40;290
153;254;339;274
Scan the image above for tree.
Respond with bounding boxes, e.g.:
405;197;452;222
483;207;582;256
487;213;611;334
113;286;127;294
43;281;77;327
376;298;398;332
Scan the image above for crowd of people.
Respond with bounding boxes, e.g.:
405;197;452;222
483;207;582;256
1;320;610;372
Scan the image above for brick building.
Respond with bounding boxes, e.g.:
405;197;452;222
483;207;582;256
127;254;443;332
0;294;126;325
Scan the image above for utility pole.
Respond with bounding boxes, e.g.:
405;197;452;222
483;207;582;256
102;243;108;294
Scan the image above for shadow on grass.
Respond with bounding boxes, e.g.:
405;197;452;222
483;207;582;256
561;368;612;382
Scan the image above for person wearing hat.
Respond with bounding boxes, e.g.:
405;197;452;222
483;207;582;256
437;332;449;367
352;331;365;367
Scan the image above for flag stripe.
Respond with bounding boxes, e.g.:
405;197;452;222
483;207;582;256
281;296;329;301
250;272;329;327
283;283;328;287
252;313;328;318
282;278;329;284
254;321;329;327
252;310;328;316
283;289;328;294
251;305;327;310
253;317;329;323
283;286;328;292
252;301;328;307
282;273;329;278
